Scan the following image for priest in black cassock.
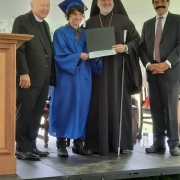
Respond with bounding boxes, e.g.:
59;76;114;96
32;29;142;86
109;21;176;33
85;0;141;155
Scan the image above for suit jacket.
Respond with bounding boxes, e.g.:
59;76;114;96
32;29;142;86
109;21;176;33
139;12;180;82
12;11;56;87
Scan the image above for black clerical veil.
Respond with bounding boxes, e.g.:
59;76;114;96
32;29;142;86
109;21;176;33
90;0;128;17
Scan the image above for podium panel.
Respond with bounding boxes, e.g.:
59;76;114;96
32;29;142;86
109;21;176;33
0;43;16;175
0;52;5;148
0;33;33;175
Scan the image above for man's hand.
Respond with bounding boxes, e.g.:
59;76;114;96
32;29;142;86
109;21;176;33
19;74;31;89
112;44;126;53
147;64;159;71
152;62;169;74
80;53;89;61
147;62;169;74
147;64;164;74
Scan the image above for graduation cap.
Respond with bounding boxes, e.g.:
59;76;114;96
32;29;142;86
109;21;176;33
58;0;87;27
90;0;128;17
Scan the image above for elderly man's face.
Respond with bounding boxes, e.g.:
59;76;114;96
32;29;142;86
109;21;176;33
31;0;50;20
153;0;170;16
97;0;114;14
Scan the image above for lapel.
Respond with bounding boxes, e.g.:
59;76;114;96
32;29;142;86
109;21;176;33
148;17;156;50
150;17;156;39
28;11;48;53
44;21;54;53
161;12;172;42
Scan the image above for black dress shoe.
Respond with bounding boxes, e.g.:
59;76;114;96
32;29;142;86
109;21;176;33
15;151;40;160
120;149;128;154
170;147;180;156
72;145;92;155
32;148;49;157
57;147;68;157
145;145;166;153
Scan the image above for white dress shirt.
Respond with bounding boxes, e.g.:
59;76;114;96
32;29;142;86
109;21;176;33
146;11;171;69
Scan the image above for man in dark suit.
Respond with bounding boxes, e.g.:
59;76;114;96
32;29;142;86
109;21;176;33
139;0;180;156
12;0;56;160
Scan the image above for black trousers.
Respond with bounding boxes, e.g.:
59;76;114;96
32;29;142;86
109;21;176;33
149;75;180;148
16;76;50;152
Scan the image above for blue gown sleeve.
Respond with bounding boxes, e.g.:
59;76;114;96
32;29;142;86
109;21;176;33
89;58;102;74
53;29;82;75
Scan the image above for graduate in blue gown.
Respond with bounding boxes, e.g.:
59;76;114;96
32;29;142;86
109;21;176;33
49;0;102;157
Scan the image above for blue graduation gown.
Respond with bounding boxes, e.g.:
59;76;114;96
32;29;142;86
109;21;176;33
49;25;102;139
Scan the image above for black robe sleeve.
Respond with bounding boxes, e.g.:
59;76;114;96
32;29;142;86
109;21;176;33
122;18;142;94
124;43;142;94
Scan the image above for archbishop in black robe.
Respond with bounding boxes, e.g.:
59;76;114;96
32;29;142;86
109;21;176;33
85;0;141;155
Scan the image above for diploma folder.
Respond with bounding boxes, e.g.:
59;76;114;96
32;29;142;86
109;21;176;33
86;26;116;58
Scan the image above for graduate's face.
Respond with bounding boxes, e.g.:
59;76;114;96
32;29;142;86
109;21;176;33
97;0;114;14
69;10;83;26
153;0;170;16
30;0;50;20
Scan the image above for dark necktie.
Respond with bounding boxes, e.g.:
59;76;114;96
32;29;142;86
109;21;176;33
154;17;164;62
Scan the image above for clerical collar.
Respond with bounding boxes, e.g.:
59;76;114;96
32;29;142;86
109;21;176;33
68;23;82;34
33;13;44;22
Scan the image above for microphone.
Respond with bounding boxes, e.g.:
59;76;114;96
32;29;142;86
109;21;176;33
123;30;127;44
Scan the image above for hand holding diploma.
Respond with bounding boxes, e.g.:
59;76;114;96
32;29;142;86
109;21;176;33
112;44;126;53
80;53;89;61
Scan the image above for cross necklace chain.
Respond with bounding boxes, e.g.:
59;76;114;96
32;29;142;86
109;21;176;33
99;11;114;28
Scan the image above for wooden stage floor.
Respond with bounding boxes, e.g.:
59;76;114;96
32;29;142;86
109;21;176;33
1;137;180;180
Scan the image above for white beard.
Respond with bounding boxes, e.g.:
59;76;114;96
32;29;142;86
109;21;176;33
99;4;114;14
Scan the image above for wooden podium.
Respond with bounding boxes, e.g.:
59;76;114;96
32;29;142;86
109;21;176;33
0;33;33;175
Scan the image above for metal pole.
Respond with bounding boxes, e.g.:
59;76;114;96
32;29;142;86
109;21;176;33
118;30;127;156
